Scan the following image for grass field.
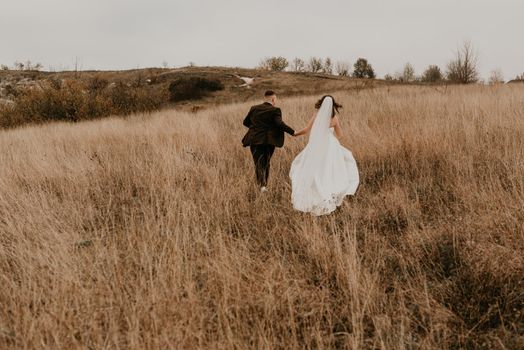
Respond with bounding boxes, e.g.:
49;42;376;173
0;84;523;349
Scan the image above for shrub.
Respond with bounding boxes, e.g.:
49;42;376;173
258;57;289;71
168;77;224;102
422;65;443;83
0;78;168;128
4;84;19;97
87;76;109;93
352;58;375;79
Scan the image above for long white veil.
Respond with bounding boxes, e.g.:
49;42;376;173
307;96;333;161
290;96;333;208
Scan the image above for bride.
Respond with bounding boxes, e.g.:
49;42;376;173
290;95;359;216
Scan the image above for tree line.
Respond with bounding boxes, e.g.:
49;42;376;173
258;56;375;79
258;42;521;84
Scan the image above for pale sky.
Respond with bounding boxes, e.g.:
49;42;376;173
2;0;523;80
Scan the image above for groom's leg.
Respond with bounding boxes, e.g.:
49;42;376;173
264;145;275;186
250;145;266;186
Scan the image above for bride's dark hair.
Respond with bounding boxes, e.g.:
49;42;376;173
315;95;342;118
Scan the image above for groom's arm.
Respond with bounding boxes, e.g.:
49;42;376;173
273;108;295;135
243;107;254;127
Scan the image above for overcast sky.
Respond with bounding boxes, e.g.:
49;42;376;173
2;0;523;80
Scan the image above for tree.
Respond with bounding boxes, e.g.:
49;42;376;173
446;41;479;84
14;61;24;70
290;57;306;72
421;65;443;83
488;69;504;85
24;60;35;70
402;63;415;82
258;56;288;71
352;58;375;79
323;57;333;74
1;64;9;70
384;73;393;81
307;57;323;73
514;73;524;80
335;61;351;76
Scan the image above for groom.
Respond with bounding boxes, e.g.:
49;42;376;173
242;90;295;192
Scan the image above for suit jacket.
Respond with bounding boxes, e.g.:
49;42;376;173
241;102;295;148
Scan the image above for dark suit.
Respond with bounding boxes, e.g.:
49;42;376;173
242;102;295;186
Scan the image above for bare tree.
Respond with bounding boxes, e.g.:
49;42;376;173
335;61;351;76
290;57;306;72
162;61;169;69
446;41;479;84
323;57;333;74
307;57;323;73
402;63;415;82
488;69;504;85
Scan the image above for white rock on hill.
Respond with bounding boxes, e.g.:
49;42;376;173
234;75;254;88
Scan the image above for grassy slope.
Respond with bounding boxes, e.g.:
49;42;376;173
0;84;523;349
0;66;380;111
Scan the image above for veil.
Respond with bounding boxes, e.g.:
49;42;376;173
290;96;333;206
307;96;333;160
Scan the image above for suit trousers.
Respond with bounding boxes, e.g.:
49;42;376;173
250;144;275;187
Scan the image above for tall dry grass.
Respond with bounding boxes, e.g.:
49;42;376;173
0;85;523;349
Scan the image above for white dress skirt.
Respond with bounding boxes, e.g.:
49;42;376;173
290;128;359;216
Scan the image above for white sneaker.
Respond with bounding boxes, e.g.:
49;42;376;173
260;186;268;193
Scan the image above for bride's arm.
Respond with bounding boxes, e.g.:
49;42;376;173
333;115;344;139
293;112;316;137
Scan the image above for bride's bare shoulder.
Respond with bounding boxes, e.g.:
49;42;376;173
330;114;340;127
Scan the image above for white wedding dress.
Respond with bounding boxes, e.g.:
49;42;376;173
289;96;359;216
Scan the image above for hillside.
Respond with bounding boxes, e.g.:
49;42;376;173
1;84;523;349
0;66;381;128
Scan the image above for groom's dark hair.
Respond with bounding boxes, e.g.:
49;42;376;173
264;90;276;97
